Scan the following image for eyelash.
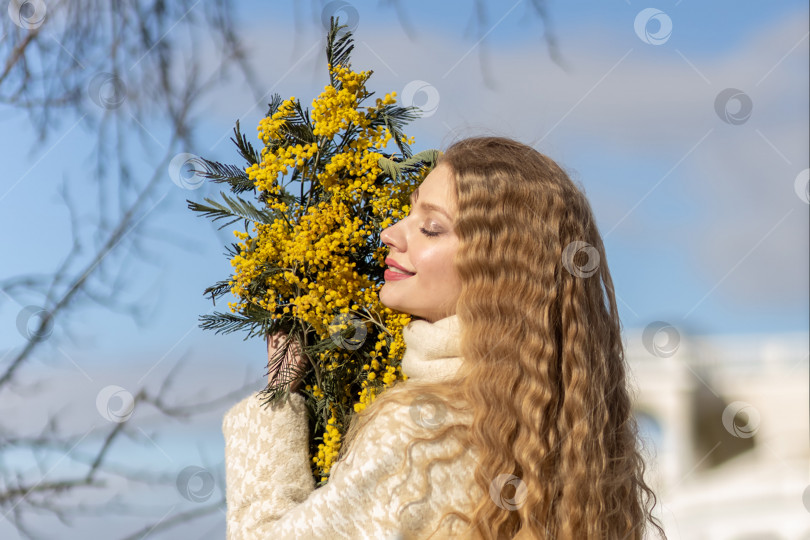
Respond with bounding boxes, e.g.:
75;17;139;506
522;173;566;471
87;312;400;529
405;207;441;237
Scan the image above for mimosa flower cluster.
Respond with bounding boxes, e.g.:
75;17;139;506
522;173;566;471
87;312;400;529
191;19;434;487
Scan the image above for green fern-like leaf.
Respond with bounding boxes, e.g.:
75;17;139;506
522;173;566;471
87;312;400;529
202;279;234;304
200;304;278;339
224;242;242;259
281;122;317;147
187;192;279;230
377;156;401;180
265;93;284;119
231;119;262;169
326;17;355;86
191;157;254;194
373;105;421;158
377;149;440;180
199;311;258;336
290;100;314;131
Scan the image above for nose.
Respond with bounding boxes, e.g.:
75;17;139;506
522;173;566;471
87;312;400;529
380;225;394;247
380;220;404;249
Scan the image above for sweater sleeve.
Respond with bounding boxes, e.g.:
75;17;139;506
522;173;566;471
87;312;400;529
222;391;315;537
222;390;479;540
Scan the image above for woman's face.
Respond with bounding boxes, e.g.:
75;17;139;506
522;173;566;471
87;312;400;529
380;163;461;323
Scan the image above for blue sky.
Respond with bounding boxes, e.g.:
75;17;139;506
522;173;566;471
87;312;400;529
0;1;807;537
1;0;808;369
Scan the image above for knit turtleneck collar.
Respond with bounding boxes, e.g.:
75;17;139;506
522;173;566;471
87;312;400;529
400;314;464;383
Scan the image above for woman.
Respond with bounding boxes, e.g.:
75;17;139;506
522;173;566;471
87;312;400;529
223;136;667;539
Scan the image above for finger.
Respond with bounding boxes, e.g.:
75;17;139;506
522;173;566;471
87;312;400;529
267;332;288;382
267;331;289;356
267;332;306;384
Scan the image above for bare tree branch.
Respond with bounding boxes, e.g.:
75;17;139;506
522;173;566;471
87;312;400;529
0;0;264;535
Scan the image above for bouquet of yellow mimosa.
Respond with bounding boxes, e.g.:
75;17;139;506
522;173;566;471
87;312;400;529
187;17;439;486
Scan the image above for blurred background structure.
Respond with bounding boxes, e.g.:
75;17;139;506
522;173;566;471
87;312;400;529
1;0;807;538
628;328;808;539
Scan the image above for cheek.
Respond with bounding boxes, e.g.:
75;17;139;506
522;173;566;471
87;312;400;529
412;241;457;277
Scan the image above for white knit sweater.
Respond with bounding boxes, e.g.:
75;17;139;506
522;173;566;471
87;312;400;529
222;314;481;539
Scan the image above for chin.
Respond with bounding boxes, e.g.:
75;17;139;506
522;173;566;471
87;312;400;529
380;297;421;321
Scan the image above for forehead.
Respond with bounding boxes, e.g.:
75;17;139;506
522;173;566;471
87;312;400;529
410;164;455;204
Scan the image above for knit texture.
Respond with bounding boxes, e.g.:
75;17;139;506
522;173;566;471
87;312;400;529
222;314;481;539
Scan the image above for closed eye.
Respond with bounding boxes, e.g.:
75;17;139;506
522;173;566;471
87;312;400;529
419;227;440;237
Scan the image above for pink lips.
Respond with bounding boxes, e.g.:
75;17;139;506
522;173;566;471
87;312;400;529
384;257;416;280
385;258;415;273
384;268;415;281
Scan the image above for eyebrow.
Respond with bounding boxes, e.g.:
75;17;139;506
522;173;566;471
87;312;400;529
409;188;452;221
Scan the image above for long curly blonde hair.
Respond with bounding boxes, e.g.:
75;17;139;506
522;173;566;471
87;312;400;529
337;136;667;539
